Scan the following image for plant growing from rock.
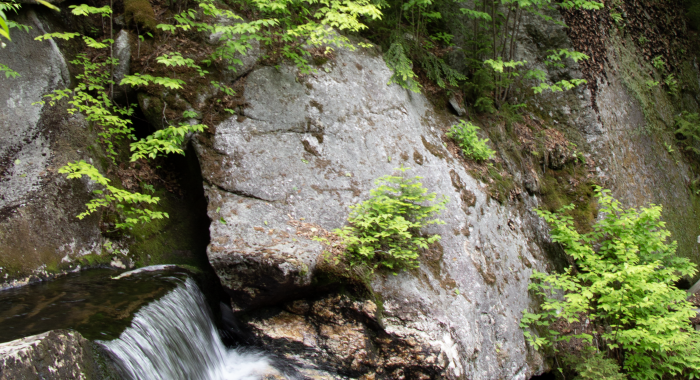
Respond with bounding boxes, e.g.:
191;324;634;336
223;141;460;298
34;3;206;231
675;111;700;154
335;167;447;273
446;120;495;161
521;187;700;379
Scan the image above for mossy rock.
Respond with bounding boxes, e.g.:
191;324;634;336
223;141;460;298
124;0;157;32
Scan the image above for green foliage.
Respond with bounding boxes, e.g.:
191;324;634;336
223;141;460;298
675;111;700;154
446;120;495;161
70;4;111;17
562;350;627;380
161;0;380;74
36;53;135;159
59;161;168;230
522;187;700;380
0;0;41;42
532;78;587;94
33;3;213;233
456;0;596;109
156;52;208;76
130;121;207;161
665;73;679;96
120;73;187;89
385;42;421;92
0;0;20;41
0;62;18;78
421;50;466;89
335;167;447;273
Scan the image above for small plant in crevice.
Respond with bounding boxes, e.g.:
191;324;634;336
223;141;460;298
561;349;627;380
334;167;447;274
665;73;679;97
446;120;495;161
675;111;700;154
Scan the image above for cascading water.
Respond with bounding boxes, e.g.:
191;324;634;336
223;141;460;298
100;278;277;380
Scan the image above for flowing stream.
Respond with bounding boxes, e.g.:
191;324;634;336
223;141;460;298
100;277;277;380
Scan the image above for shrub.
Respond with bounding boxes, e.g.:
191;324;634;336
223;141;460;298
335;167;447;273
446;120;495;161
562;350;627;380
521;187;700;380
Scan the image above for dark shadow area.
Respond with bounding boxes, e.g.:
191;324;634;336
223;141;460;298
530;371;557;380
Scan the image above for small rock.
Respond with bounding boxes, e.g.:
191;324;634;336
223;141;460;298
448;94;467;116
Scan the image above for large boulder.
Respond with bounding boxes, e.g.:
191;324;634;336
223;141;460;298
0;9;106;288
194;46;550;378
0;330;115;379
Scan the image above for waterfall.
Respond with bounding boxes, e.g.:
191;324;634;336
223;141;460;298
100;278;276;380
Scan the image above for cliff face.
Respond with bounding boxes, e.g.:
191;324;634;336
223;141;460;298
193;47;550;378
1;0;700;378
0;10;105;288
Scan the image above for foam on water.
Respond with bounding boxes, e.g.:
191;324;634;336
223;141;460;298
100;278;274;380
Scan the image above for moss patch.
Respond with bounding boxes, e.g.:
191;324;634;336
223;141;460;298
124;0;157;32
539;166;598;233
127;153;211;270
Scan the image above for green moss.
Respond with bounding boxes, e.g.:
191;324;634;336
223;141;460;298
128;189;206;268
615;33;677;133
124;0;157;32
539;166;597;233
77;252;113;267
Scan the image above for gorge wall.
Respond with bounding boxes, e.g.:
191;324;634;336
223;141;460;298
1;0;699;379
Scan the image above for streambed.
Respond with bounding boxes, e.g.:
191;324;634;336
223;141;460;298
0;267;282;379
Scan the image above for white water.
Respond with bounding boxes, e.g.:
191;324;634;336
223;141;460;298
100;278;275;380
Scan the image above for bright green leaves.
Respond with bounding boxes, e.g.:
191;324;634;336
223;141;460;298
35;32;80;41
385;42;421;93
156;52;208;76
314;0;383;31
0;13;9;41
532;78;587;94
522;188;700;379
69;4;112;17
120;73;186;89
335;167;447;273
0;63;18;78
58;161;168;230
559;0;603;10
446;120;495;161
459;8;491;20
484;58;526;73
0;0;25;41
130;122;207;161
546;48;590;65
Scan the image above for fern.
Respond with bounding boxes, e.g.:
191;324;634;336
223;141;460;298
421;53;466;89
335;166;447;273
385;42;421;92
675;111;700;154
